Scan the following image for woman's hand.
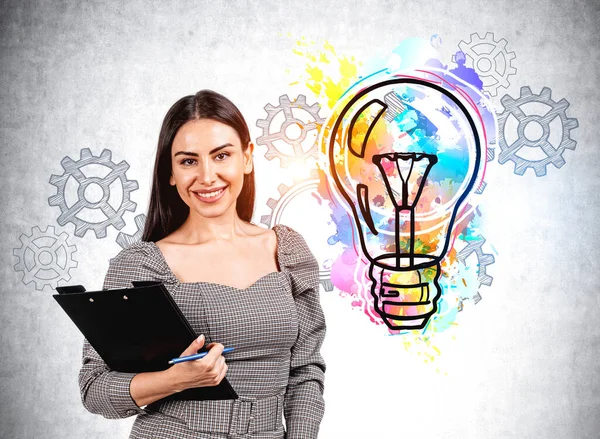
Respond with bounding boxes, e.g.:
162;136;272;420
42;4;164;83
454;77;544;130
167;334;229;392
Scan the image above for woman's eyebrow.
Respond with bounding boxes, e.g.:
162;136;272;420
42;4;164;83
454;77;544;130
173;143;234;157
209;143;234;154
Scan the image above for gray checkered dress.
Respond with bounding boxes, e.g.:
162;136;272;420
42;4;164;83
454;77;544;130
78;224;326;438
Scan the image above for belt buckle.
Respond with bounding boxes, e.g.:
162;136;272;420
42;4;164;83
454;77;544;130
229;397;257;436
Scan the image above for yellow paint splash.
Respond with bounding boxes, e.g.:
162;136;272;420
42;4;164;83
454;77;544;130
401;328;453;369
290;37;362;109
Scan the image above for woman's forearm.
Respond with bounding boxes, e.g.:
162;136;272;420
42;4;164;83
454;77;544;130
129;338;228;408
129;350;228;407
129;368;182;407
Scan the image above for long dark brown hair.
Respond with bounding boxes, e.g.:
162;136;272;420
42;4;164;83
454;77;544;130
142;90;255;242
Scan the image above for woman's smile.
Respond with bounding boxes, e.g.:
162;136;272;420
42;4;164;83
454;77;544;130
192;186;227;203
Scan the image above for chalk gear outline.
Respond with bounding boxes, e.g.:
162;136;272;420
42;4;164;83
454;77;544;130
13;225;78;291
48;148;139;238
456;236;494;310
497;86;578;176
458;31;517;97
116;213;147;249
256;94;325;168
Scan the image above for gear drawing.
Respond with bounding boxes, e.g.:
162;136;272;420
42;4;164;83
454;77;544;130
474;180;487;195
256;94;325;168
116;213;147;249
13;225;78;291
456;236;494;309
497;86;578;176
458;32;517;96
48;148;139;238
457;292;482;312
260;170;334;291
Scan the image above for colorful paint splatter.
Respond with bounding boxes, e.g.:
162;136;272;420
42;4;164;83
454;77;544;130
285;36;497;359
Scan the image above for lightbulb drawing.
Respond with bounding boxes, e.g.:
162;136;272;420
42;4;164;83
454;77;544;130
323;74;483;330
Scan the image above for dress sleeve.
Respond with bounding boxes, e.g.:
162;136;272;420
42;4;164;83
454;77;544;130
78;242;176;419
279;225;327;438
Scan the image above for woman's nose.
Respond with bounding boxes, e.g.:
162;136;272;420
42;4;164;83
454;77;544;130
198;158;216;184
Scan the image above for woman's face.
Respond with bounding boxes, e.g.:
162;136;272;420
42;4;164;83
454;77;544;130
169;118;253;220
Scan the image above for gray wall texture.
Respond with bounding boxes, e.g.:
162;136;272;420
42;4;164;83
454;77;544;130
1;0;599;438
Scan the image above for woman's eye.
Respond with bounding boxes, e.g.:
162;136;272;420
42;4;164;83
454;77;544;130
180;158;196;166
215;152;230;161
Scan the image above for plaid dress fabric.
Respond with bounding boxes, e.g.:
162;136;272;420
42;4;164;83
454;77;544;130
78;224;326;439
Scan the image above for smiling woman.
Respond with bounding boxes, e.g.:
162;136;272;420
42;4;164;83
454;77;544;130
145;90;256;242
77;90;326;439
168;118;253;220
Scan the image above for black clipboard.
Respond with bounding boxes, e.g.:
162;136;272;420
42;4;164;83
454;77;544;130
53;280;237;402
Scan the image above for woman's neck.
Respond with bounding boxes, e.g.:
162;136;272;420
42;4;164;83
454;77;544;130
173;210;250;244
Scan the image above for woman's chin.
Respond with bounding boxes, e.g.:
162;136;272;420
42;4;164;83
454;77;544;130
190;201;238;219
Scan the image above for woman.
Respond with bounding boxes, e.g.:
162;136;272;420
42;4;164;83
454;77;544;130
78;90;326;438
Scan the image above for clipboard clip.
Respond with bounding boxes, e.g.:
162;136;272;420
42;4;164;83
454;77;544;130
56;281;163;295
131;281;164;288
55;285;86;295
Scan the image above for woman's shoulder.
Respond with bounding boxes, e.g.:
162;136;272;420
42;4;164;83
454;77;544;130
273;224;319;295
273;224;317;270
108;240;158;265
104;241;176;289
273;224;311;255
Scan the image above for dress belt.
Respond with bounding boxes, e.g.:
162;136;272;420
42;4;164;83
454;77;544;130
149;392;285;435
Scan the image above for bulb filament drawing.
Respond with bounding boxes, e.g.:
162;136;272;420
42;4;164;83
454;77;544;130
324;75;483;330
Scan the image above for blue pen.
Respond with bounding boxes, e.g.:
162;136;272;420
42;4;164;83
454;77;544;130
168;347;234;365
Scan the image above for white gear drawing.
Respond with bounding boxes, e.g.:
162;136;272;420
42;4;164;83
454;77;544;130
260;170;335;291
456;236;494;310
497;86;578;176
256;94;325;168
458;32;517;96
474;180;487;195
13;225;78;291
48;148;139;238
116;213;147;249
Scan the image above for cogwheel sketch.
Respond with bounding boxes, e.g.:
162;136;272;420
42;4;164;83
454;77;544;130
458;32;517;96
261;170;337;291
456;236;494;310
116;213;147;249
475;180;487;195
256;94;325;168
13;225;78;291
497;86;579;176
48;148;139;238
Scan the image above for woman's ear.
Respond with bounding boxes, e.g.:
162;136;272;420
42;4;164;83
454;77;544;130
244;142;254;174
169;174;175;186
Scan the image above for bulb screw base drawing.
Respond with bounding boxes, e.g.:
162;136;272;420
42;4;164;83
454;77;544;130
368;256;442;330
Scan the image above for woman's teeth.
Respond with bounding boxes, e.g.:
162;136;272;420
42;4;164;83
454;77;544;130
196;188;224;198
